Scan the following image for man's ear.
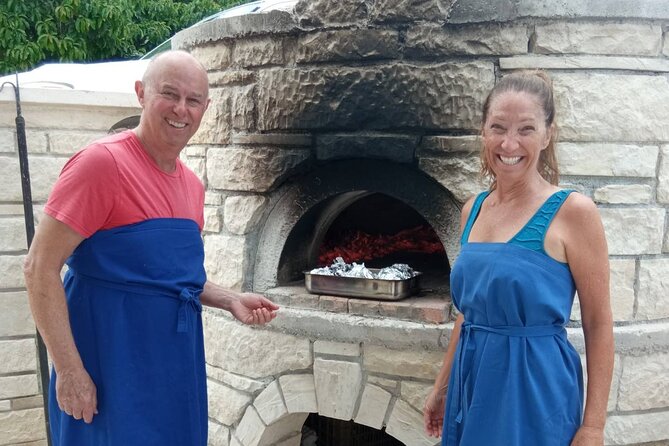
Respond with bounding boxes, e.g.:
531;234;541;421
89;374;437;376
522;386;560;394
135;80;145;106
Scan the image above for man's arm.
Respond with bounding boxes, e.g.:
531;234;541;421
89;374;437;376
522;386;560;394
24;214;98;423
200;281;279;325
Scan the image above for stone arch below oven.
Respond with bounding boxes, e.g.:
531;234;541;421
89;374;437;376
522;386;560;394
229;371;438;446
252;159;462;293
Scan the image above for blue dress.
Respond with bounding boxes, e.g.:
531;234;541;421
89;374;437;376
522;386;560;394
443;189;584;446
49;218;208;446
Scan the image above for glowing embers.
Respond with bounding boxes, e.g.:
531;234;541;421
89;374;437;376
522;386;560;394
318;225;445;266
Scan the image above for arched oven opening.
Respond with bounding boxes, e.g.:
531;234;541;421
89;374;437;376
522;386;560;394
278;191;450;293
252;159;462;303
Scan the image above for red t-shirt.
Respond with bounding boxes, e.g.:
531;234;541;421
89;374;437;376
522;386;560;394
45;131;205;238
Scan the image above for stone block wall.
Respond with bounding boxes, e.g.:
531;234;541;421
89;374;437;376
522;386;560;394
173;1;669;445
0;88;140;445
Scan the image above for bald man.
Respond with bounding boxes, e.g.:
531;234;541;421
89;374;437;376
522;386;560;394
24;51;279;446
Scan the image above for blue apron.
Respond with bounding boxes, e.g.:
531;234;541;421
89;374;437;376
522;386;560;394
49;218;207;446
443;190;584;445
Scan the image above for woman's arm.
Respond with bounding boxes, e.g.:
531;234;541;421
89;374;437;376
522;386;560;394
562;194;614;445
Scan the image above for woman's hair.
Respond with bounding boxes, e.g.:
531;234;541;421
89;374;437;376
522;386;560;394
479;70;559;188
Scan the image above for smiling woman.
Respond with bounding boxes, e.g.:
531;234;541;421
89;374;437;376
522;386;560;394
424;70;614;446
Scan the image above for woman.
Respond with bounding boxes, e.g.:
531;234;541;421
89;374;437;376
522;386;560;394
423;71;614;446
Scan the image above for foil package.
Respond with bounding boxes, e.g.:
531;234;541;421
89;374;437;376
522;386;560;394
310;257;416;280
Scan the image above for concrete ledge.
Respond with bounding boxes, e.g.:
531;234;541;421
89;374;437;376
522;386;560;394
447;0;669;23
500;55;669;72
174;10;300;49
0;88;139;108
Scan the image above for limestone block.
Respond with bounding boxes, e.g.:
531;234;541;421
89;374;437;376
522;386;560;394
48;130;102;154
0;408;45;445
418;135;481;155
609;259;636;322
369;0;454;23
207;148;309;192
8;104;140;131
204;206;222;233
235;406;265;446
599;208;665;256
204;311;312;378
0;217;27;251
638;259;669;320
206;364;269;394
294;0;367;26
658;145;669;204
204;234;245;289
364;345;442;380
185;145;207;157
313;358;362;420
313;340;360;357
558;143;657;177
224;195;267;235
208;421;230;446
232;133;312;147
367;375;398;391
315;133;417;163
617;353;669;411
0;156;66;202
354;384;392;429
406;23;527;57
534;23;661;56
254;380;288;425
230;90;256;134
257;62;495;132
401;381;433;412
183;156;206;181
297;29;399;63
419;155;485;203
279;374;317;414
10;395;44;411
605;411;669;445
665;31;669;57
500;55;669;72
190;89;232;145
230;435;243;446
0;339;37;374
257;413;307;446
0;400;9;411
210;70;256;87
594;184;652;204
191;44;232;71
0;292;34;337
0;254;26;288
0;374;38;400
205;191;223;206
0;129;14;152
207;378;252;425
553;73;669;142
386;399;437;446
234;37;284;69
25;131;47;153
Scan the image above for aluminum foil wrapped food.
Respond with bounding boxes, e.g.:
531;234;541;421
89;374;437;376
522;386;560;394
310;257;416;280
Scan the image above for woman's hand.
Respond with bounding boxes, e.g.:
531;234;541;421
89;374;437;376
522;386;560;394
423;386;446;437
570;425;604;446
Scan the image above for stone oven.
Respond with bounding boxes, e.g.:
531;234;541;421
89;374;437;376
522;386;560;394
171;1;669;445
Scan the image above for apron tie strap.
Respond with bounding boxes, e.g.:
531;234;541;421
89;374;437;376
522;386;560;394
177;288;203;333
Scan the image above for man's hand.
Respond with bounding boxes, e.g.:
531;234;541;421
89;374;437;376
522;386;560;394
229;293;279;325
55;365;98;423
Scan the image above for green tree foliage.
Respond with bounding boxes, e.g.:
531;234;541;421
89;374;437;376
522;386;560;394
0;0;248;75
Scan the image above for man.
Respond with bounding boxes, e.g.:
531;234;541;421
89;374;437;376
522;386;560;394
24;51;279;445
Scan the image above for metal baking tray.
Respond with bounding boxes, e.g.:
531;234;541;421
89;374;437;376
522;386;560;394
304;269;422;300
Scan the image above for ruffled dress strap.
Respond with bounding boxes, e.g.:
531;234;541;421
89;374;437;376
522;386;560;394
460;191;490;245
508;189;574;255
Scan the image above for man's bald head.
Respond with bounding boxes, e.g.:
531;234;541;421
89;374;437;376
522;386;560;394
141;50;209;97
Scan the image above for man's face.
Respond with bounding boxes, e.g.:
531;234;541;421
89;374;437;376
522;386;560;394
136;60;209;154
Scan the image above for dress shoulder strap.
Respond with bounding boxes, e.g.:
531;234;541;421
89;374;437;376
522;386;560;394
508;189;574;254
460;191;490;245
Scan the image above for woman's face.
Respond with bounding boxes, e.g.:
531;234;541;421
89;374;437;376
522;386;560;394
482;91;552;184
